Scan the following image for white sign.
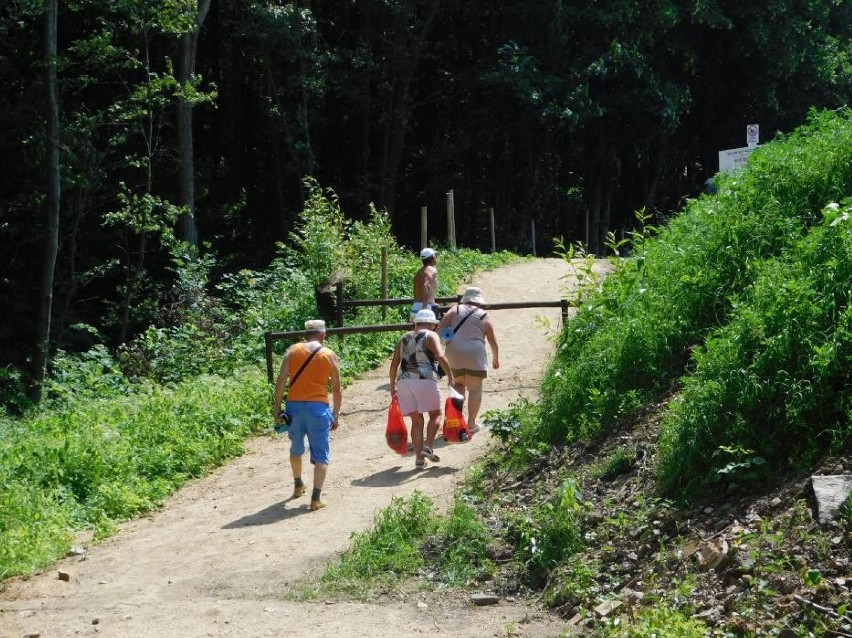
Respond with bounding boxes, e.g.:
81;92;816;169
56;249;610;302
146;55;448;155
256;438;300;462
746;124;759;148
719;146;756;174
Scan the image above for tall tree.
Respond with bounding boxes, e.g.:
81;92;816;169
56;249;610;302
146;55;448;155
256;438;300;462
177;0;213;247
33;0;60;394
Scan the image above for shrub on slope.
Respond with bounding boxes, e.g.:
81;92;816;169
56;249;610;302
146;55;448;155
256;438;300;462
537;108;852;447
658;200;852;495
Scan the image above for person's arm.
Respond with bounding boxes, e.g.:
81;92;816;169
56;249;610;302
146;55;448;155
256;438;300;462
273;347;293;424
484;317;500;369
425;267;438;302
389;340;402;395
329;351;343;430
427;332;455;387
436;306;456;333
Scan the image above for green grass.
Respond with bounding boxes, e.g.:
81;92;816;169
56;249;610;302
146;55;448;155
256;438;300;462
0;369;268;578
292;491;495;600
596;604;709;637
533;108;852;494
537;108;852;454
657;199;852;495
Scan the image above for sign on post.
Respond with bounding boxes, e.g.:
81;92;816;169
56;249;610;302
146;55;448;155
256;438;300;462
718;146;756;174
746;124;759;148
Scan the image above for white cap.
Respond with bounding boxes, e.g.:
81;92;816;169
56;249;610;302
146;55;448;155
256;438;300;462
413;309;438;324
304;319;326;332
419;247;436;260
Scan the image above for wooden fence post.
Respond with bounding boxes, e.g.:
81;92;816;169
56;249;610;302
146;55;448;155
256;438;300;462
531;220;537;256
447;189;456;249
420;206;427;250
335;281;344;328
265;331;274;384
489;207;496;252
381;246;388;320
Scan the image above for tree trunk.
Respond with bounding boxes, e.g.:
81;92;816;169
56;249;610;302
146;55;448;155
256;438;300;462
33;0;61;396
378;0;439;213
589;170;602;255
177;0;212;247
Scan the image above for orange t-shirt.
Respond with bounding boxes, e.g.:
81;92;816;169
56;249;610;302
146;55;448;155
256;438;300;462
287;343;335;403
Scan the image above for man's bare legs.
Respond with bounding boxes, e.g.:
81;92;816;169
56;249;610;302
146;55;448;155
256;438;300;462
290;455;329;509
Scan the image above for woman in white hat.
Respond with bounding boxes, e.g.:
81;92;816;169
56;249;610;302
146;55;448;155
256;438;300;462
436;287;500;434
389;309;455;468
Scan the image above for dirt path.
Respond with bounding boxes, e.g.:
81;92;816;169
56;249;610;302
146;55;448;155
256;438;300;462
1;258;607;638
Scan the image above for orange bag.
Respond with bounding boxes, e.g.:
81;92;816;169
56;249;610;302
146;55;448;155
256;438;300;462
443;395;472;443
385;395;409;455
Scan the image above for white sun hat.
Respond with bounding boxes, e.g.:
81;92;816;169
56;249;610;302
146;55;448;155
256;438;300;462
413;309;438;324
460;287;485;305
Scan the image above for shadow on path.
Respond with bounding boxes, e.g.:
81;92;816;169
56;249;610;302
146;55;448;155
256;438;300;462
223;499;311;528
351;464;457;488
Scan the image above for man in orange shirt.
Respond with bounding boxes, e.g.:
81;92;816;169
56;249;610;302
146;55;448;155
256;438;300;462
273;319;342;511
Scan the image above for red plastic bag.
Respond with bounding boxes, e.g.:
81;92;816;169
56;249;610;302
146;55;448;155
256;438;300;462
385;395;409;455
443;394;472;443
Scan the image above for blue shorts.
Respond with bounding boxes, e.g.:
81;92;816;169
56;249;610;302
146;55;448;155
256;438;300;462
286;401;333;465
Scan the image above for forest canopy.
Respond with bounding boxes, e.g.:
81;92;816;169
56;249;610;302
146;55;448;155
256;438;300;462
0;0;850;384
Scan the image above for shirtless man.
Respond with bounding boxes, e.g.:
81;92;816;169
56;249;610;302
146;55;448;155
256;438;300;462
410;247;439;321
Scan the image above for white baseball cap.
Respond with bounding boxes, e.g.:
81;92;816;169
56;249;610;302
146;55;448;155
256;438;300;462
419;247;436;260
304;319;326;332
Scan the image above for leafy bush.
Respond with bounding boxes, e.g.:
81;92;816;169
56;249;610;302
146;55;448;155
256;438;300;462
508;479;587;573
599;604;708;637
0;369;268;577
537;108;852;449
657;200;852;495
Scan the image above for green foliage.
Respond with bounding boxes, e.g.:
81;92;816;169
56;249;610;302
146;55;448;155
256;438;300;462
597;603;708;637
0;365;34;415
483;399;541;446
0;479;74;580
596;446;638;480
45;345;129;405
288;177;350;289
297;492;494;599
508;479;586;572
0;368;268;578
429;497;495;585
307;492;436;598
537;109;852;459
658;199;852;495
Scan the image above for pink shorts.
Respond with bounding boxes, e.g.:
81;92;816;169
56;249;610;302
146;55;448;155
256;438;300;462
396;378;442;415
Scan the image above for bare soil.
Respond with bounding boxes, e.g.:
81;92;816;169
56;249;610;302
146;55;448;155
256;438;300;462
0;258;608;638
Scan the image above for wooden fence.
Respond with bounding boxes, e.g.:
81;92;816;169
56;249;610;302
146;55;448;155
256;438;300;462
263;297;571;383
